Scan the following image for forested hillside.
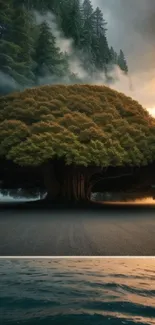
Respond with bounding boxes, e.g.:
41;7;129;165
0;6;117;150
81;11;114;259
0;0;128;94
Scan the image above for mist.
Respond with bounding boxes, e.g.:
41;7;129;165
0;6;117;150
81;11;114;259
34;11;98;83
92;0;155;114
35;9;155;114
34;12;132;90
1;3;155;116
0;71;19;95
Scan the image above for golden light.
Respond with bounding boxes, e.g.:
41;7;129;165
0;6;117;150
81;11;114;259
147;108;155;117
103;197;155;205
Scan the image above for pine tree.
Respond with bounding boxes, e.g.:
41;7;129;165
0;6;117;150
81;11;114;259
58;0;83;48
0;1;30;92
117;49;128;73
91;7;110;71
33;21;67;82
81;0;94;48
79;0;96;73
98;34;111;67
10;5;33;62
93;7;107;38
7;4;35;85
110;46;118;65
82;0;93;19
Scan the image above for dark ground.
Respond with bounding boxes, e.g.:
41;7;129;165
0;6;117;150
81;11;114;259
0;201;155;256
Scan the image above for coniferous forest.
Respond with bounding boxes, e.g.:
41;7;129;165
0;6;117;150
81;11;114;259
0;0;128;95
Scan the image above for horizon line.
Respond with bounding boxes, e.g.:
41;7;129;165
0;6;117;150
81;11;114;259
0;256;154;259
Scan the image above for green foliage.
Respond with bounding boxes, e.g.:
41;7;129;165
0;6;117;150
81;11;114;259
33;21;66;82
117;49;128;73
0;84;155;168
0;0;128;95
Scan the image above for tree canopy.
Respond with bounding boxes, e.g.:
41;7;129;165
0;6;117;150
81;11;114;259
0;84;155;168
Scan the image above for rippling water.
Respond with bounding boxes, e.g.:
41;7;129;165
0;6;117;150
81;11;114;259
0;259;155;325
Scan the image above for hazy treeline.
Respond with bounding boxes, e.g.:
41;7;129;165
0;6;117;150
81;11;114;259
0;0;128;94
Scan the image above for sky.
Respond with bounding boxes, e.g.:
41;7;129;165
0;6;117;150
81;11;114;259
91;0;155;115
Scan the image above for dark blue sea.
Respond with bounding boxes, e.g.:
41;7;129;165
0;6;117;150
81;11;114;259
0;259;155;325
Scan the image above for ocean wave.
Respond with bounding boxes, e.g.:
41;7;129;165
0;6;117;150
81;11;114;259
2;313;155;325
0;260;155;325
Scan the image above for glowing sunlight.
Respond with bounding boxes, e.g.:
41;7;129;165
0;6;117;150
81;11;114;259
147;107;155;117
104;197;155;205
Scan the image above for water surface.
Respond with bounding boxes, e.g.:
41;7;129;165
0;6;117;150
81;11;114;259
0;259;155;324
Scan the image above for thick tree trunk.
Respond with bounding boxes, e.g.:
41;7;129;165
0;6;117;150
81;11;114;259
60;168;90;202
42;162;93;203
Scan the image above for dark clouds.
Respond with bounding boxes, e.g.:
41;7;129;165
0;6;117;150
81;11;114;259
91;0;155;111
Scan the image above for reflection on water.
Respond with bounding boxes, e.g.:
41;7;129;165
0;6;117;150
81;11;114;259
0;259;155;324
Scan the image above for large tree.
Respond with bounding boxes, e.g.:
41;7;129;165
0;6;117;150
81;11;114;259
0;84;154;202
